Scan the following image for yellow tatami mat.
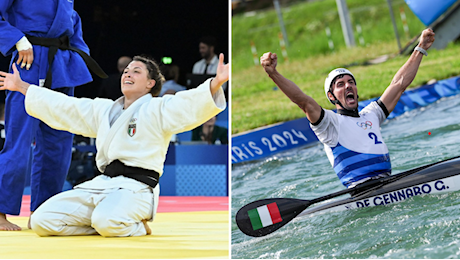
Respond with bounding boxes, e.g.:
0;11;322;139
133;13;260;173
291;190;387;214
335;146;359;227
0;211;229;259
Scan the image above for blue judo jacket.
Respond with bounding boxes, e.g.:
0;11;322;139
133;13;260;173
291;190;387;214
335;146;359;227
0;0;93;89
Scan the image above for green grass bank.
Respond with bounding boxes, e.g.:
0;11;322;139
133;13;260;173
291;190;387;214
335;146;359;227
231;0;460;134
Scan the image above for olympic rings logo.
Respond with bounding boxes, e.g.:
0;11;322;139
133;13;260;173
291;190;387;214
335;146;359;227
357;121;372;130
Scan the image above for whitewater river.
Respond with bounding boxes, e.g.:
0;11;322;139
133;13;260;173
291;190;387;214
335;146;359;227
231;94;460;259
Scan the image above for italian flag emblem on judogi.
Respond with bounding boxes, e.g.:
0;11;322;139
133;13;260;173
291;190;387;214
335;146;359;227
128;123;136;137
248;202;282;230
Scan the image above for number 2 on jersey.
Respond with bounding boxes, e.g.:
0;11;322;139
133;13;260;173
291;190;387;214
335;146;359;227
368;132;382;144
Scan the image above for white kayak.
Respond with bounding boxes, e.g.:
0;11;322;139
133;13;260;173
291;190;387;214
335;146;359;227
299;156;460;217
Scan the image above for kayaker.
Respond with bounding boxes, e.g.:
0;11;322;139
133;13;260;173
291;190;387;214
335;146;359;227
260;28;435;195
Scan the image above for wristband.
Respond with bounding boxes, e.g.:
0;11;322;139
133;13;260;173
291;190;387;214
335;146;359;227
16;36;32;51
414;46;427;56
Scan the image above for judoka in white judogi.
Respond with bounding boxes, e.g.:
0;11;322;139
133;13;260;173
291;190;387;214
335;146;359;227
0;54;228;237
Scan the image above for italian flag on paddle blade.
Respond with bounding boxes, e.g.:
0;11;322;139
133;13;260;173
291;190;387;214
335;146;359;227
248;202;283;230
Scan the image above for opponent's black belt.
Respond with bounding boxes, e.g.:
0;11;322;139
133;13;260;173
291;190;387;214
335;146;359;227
25;35;108;88
103;160;159;188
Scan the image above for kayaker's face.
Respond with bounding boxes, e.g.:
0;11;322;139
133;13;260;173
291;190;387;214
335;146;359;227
331;75;358;110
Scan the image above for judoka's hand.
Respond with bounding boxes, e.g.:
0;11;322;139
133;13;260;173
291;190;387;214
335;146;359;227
210;53;229;95
0;64;30;95
17;48;34;70
15;36;34;70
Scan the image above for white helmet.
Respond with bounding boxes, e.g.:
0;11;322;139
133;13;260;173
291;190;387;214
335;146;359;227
324;68;356;104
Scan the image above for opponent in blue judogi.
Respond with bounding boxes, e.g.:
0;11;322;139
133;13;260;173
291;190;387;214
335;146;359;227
0;0;106;230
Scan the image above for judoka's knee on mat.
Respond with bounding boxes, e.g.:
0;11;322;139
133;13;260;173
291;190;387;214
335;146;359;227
91;212;140;237
30;211;62;237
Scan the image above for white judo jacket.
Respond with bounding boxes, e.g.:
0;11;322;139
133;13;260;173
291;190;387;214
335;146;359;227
25;78;226;179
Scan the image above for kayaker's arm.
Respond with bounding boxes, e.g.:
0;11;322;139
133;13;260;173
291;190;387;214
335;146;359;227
260;52;323;124
380;28;435;114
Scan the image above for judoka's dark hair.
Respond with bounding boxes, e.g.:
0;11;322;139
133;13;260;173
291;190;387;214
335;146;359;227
133;55;165;97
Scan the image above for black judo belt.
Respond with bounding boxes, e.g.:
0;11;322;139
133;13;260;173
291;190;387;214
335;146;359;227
104;159;159;188
26;35;108;88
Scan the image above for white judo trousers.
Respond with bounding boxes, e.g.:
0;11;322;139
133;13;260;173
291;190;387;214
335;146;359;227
31;175;160;237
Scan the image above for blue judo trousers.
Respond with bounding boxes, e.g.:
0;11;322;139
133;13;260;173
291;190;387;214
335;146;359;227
0;0;94;215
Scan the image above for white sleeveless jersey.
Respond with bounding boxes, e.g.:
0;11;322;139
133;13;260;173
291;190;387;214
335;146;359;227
311;101;391;187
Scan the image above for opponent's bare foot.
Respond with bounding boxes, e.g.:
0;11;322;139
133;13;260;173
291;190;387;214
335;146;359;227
27;211;34;229
141;219;151;235
0;213;21;231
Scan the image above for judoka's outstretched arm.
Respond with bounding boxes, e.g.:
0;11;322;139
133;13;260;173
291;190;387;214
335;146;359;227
210;53;229;95
0;64;109;137
0;63;29;93
153;54;228;134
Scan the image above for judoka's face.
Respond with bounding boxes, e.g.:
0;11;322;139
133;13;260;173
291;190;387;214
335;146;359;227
122;61;156;99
